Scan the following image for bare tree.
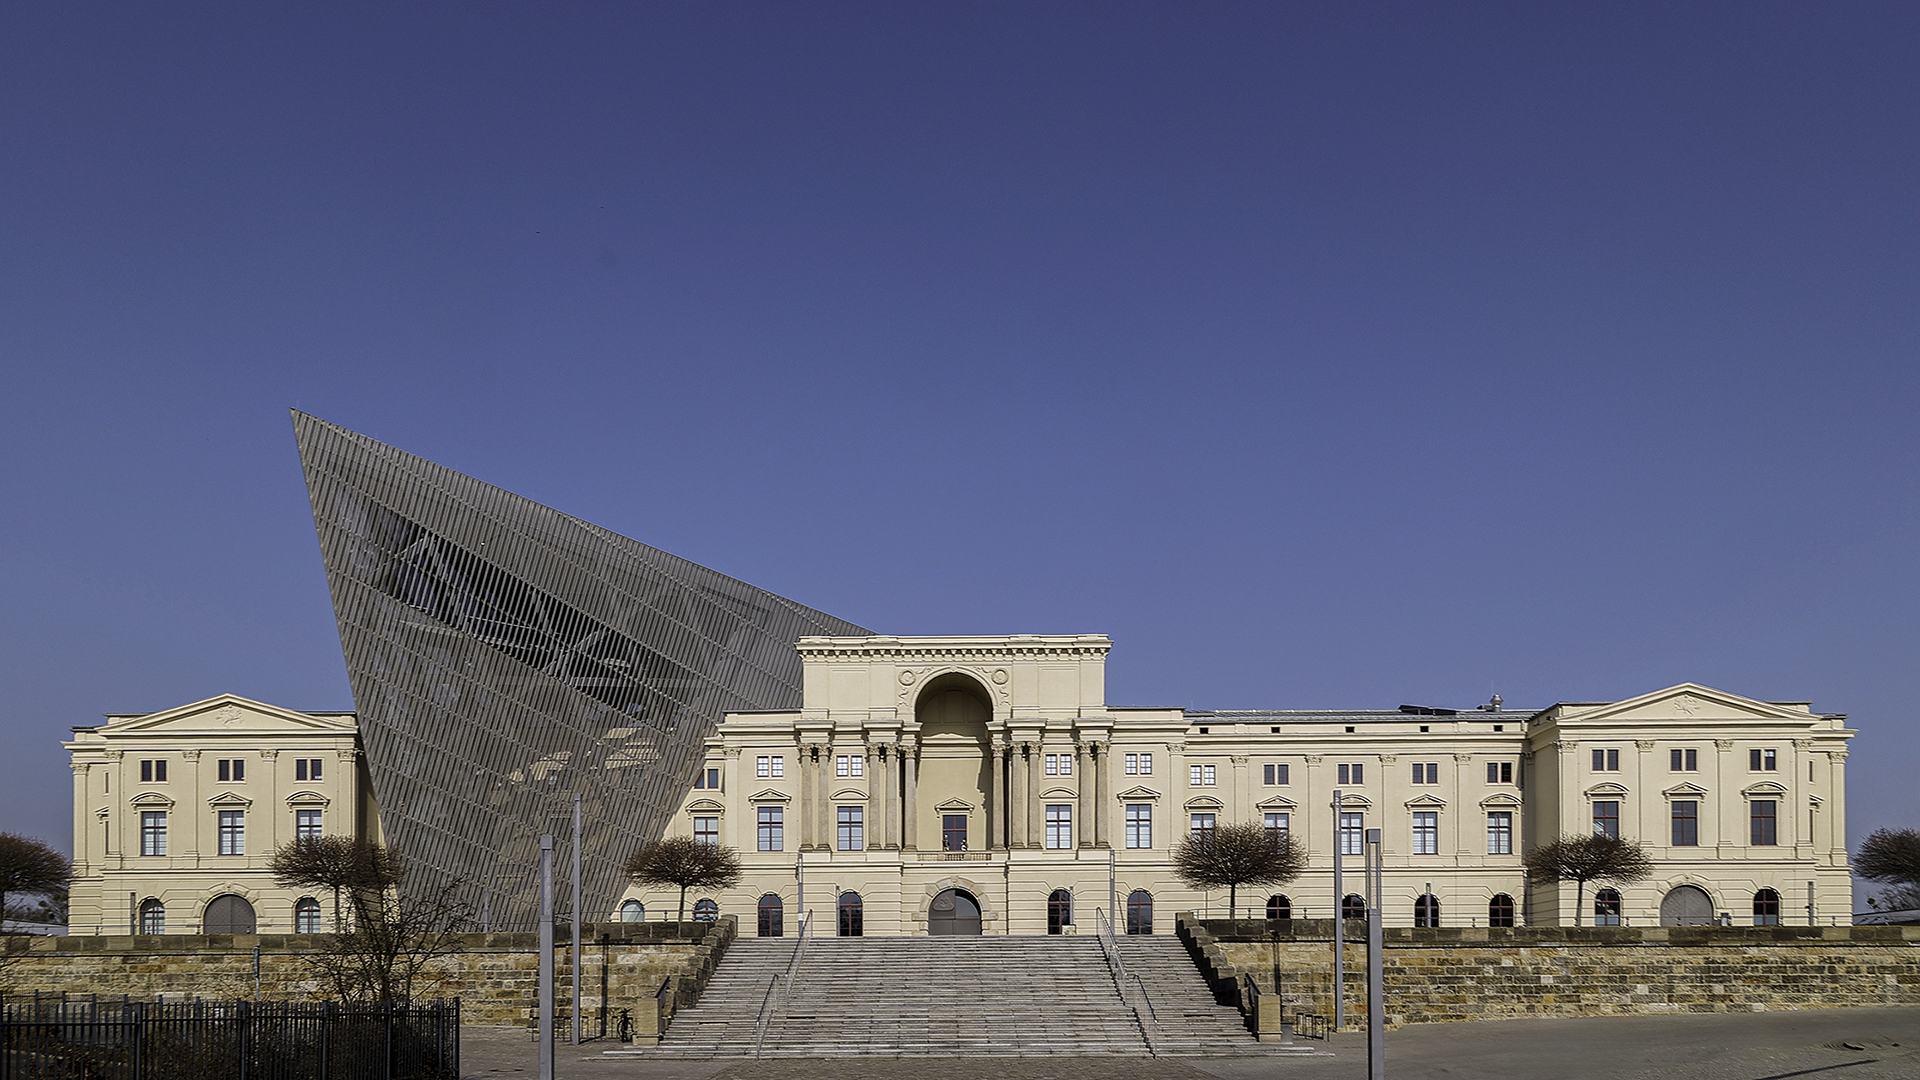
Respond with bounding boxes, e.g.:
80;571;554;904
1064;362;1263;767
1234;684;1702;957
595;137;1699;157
270;837;402;928
0;833;71;930
1172;822;1307;921
623;837;743;923
1853;828;1920;898
303;879;473;1003
1522;834;1653;926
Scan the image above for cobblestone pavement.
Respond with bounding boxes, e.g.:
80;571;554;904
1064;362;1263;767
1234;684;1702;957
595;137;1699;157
464;1006;1918;1080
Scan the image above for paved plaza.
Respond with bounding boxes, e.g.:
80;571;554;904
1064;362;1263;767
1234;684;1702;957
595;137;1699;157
462;1005;1916;1079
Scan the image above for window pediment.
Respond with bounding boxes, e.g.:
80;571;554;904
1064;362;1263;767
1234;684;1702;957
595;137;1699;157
1184;795;1224;811
206;792;251;808
748;788;791;803
1404;794;1446;809
829;788;868;801
1115;786;1160;801
1584;782;1629;797
1662;782;1709;798
934;798;976;813
685;799;725;813
1336;793;1371;809
1255;795;1296;811
1742;781;1787;797
284;790;330;807
1040;786;1076;799
130;792;174;808
1480;792;1522;809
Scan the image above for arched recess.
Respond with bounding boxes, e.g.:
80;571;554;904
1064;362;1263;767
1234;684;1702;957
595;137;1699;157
914;673;995;853
204;894;256;935
929;888;983;935
917;875;998;933
1660;884;1715;926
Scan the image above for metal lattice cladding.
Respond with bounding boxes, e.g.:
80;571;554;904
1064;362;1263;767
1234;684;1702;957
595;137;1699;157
292;411;870;930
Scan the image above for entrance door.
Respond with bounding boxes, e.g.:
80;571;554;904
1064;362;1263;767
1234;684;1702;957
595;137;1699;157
1047;889;1073;934
204;894;256;935
1660;885;1715;926
928;888;982;935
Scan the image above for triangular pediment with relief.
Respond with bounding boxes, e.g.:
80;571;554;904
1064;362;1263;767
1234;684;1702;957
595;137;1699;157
748;788;791;803
109;694;356;736
1255;795;1296;811
1403;794;1446;809
1566;684;1812;725
1662;781;1709;797
934;798;975;813
685;799;725;813
1116;786;1161;800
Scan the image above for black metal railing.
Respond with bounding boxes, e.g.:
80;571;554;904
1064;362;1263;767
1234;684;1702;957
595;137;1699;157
0;995;458;1080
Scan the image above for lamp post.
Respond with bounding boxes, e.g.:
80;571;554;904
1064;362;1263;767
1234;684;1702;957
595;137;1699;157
1331;789;1344;1031
1365;828;1384;1080
538;835;554;1080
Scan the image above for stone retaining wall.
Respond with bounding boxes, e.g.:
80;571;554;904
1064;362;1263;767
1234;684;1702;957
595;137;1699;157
0;918;735;1027
1177;915;1920;1028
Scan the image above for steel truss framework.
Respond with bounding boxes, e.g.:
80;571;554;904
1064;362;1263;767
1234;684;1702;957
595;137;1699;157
293;411;869;929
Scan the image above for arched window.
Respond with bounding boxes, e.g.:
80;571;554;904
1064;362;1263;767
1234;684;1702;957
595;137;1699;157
294;897;322;934
1342;894;1366;920
1127;890;1153;935
838;892;864;937
1414;894;1440;928
692;898;719;923
1487;894;1515;928
1266;895;1292;921
1047;889;1073;934
620;900;644;923
757;894;784;937
1753;888;1781;926
138;898;165;935
1594;888;1623;926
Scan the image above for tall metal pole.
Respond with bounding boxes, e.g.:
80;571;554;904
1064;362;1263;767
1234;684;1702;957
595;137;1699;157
796;851;804;917
1332;789;1343;1032
1109;847;1117;927
1366;828;1384;1080
538;835;554;1080
571;793;584;1046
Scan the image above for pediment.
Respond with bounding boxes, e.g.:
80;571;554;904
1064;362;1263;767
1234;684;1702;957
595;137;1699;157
1403;794;1446;809
1255;795;1297;811
206;792;252;808
685;799;726;813
284;790;330;807
1742;781;1788;796
1662;781;1709;797
934;798;976;813
110;694;355;736
1479;792;1522;808
1335;793;1371;809
1566;684;1812;725
748;788;791;803
1040;786;1077;799
1115;786;1161;800
1584;782;1630;797
1183;795;1224;811
830;787;868;801
129;792;174;808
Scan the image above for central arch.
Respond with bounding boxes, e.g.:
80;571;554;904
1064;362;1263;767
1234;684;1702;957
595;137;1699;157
914;673;995;852
1660;884;1715;926
928;888;982;935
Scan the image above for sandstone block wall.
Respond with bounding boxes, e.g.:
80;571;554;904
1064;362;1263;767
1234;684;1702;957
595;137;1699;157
0;919;734;1027
1178;915;1920;1028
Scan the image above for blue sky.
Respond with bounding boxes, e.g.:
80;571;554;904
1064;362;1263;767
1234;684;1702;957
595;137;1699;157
3;3;1914;904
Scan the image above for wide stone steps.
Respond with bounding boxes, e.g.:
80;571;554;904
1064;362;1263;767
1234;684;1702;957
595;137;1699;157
632;932;1265;1058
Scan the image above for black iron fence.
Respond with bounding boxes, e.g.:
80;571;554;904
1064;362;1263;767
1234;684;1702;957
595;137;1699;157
0;995;458;1080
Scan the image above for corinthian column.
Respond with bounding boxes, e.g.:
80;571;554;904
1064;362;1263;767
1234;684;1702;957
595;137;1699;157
902;739;919;851
1093;741;1111;848
990;744;1008;851
1011;745;1030;849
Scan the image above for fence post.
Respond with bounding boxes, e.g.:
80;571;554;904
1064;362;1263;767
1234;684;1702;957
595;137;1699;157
319;1000;330;1080
386;1000;396;1080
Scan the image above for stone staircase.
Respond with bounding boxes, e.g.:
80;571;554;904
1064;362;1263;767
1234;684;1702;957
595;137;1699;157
629;932;1266;1058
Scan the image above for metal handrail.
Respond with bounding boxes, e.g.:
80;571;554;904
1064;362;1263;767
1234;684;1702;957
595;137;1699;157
751;909;811;1059
1095;907;1159;1055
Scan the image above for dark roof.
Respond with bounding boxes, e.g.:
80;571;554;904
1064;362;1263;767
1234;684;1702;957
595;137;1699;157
1185;708;1535;724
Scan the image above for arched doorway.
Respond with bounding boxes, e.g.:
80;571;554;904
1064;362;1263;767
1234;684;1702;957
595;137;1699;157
1127;890;1153;935
1660;884;1715;926
915;675;994;852
929;888;982;935
204;894;256;935
1047;889;1073;934
838;892;864;937
757;894;784;937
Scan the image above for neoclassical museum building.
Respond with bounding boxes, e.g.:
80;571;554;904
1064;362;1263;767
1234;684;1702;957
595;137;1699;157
62;416;1858;935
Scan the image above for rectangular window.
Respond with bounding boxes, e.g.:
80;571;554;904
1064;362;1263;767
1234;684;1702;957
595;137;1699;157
1750;800;1777;845
1059;753;1071;775
295;758;323;782
1412;763;1438;784
837;806;864;851
140;759;167;782
1126;804;1152;849
1487;811;1513;854
1138;753;1152;775
1336;763;1364;785
1412;811;1439;854
757;756;784;779
1671;800;1699;846
1189;764;1215;786
1045;805;1073;849
1487;761;1513;784
1672;748;1698;771
694;816;719;845
295;808;322;840
140;811;167;856
943;814;968;852
1750;748;1777;772
1593;749;1619;772
834;755;863;779
1263;763;1289;785
694;766;721;789
1189;812;1216;838
1264;812;1290;838
757;806;783;851
217;809;245;856
294;759;305;782
217;758;245;782
1338;811;1364;855
1593;800;1620;839
1124;753;1138;775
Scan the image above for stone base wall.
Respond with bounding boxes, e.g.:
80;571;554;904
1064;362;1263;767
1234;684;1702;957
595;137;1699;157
1178;915;1920;1028
0;919;735;1027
